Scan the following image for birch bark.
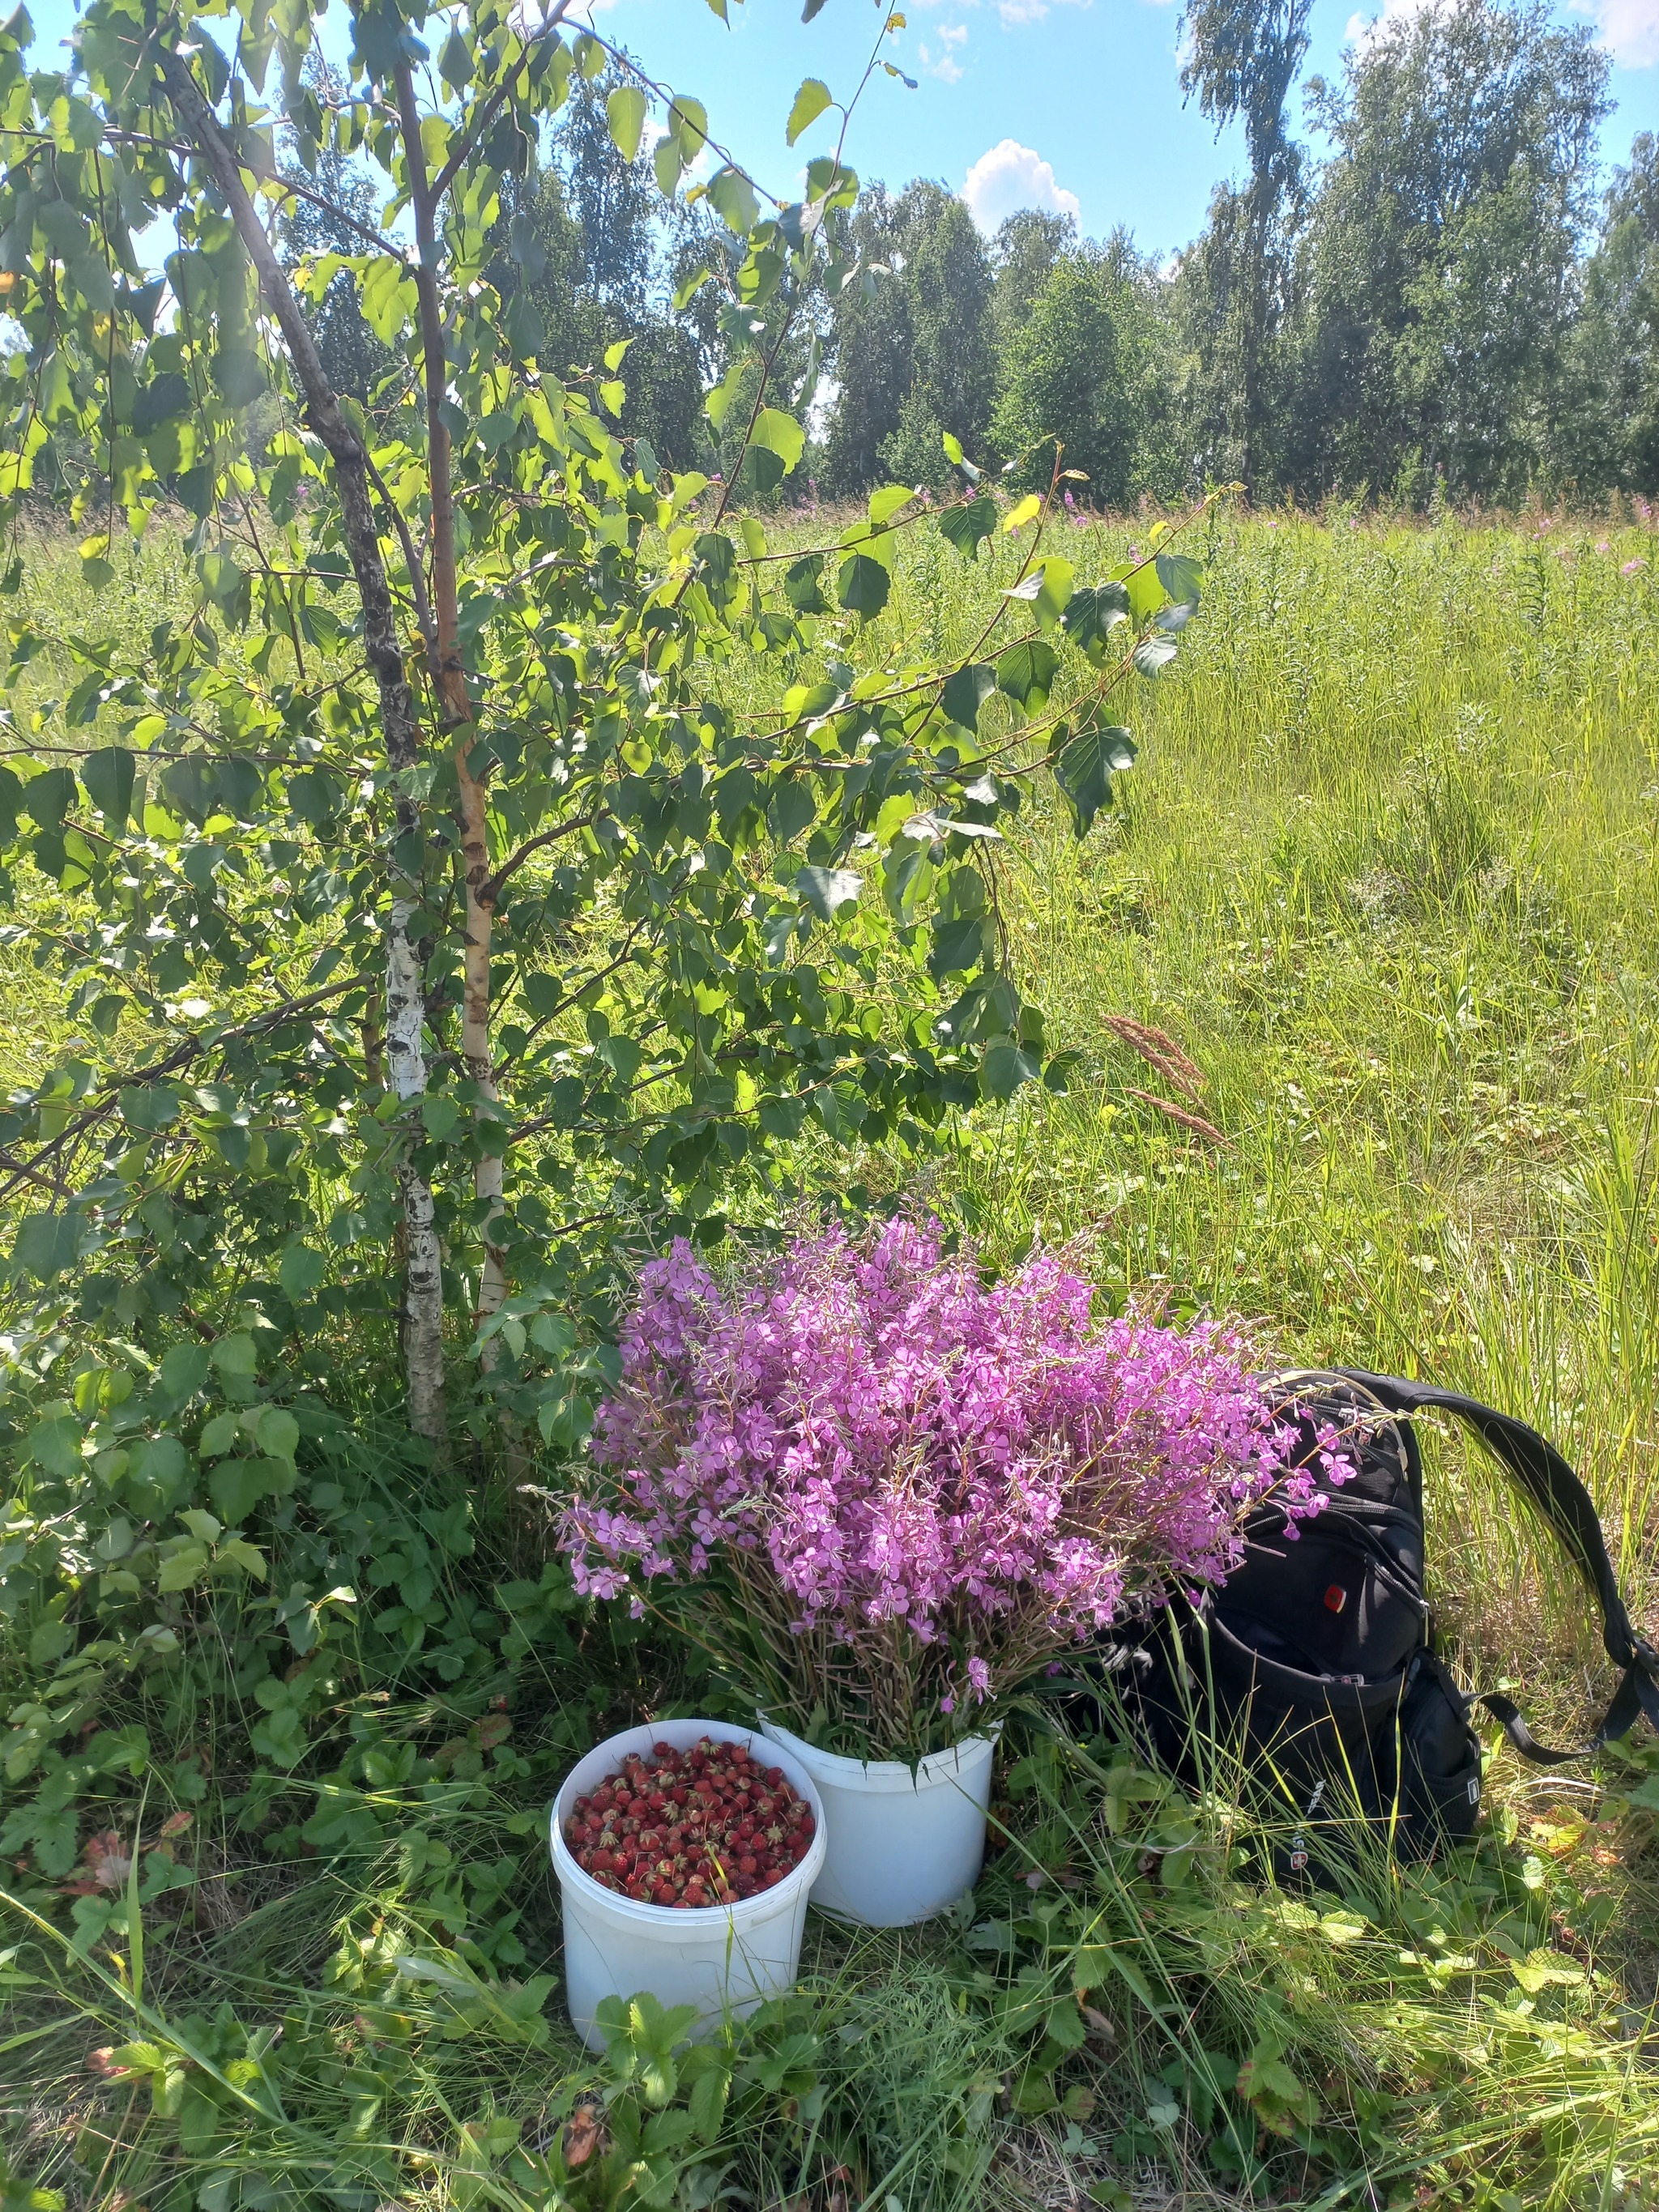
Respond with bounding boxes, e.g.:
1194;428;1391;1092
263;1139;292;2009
158;51;449;1443
395;65;511;1348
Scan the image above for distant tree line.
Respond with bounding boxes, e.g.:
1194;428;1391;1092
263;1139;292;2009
284;0;1659;509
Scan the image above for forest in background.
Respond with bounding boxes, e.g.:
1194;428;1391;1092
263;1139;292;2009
285;0;1659;511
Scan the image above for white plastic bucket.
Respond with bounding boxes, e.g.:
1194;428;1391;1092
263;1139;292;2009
550;1718;828;2052
756;1719;996;1927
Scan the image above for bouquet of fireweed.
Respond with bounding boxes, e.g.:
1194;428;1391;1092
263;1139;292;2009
561;1218;1344;1762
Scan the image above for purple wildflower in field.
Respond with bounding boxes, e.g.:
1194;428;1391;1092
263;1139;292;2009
1625;558;1648;575
562;1219;1334;1752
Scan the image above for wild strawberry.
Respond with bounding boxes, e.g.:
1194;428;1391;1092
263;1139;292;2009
573;1738;809;1903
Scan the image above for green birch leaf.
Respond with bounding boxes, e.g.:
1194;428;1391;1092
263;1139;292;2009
938;496;996;560
786;78;832;145
13;1209;81;1281
706;166;758;235
795;864;862;922
941;663;996;729
995;639;1059;709
82;746;135;827
1132;633;1179;679
279;1245;326;1298
982;1042;1041;1102
23;768;75;831
750;408;805;472
1060;582;1130;658
783;554;827;613
868;484;914;527
1154;551;1203;607
157;1543;208;1594
439;23;471;91
1052;721;1136;837
606;85;648;162
837;553;889;619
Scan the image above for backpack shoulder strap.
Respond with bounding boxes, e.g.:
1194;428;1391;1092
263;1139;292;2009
1331;1370;1659;1759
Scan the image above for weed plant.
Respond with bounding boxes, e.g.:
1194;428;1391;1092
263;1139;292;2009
5;507;1659;2209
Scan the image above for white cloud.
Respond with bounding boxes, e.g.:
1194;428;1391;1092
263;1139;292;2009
918;23;969;78
995;0;1088;23
1344;0;1438;45
1574;0;1659;65
919;41;966;78
1347;0;1656;63
962;139;1081;233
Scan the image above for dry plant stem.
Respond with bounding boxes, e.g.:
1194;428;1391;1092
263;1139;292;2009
394;62;511;1349
1127;1090;1230;1146
1102;1016;1206;1101
156;48;447;1444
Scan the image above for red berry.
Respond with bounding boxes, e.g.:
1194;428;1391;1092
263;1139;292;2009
574;1737;811;1904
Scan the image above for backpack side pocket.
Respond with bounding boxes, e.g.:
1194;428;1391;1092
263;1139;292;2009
1396;1649;1483;1853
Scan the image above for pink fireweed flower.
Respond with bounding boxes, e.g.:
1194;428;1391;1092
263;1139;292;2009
561;1219;1335;1753
1625;558;1648;575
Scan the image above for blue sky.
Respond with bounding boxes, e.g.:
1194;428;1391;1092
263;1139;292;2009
22;0;1659;257
588;0;1659;254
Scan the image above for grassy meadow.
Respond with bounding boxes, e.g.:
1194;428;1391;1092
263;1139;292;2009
7;501;1659;2210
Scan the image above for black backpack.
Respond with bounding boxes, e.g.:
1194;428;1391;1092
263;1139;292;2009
1115;1370;1659;1869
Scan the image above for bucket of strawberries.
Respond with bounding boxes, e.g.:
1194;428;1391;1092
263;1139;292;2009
549;1719;827;2048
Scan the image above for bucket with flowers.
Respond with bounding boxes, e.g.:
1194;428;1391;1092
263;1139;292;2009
560;1217;1333;1927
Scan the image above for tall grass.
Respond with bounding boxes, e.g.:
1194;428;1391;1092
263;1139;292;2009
1015;516;1659;1686
762;504;1659;1715
7;505;1659;2209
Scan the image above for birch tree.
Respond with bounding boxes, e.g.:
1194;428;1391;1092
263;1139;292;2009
0;0;1206;1468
